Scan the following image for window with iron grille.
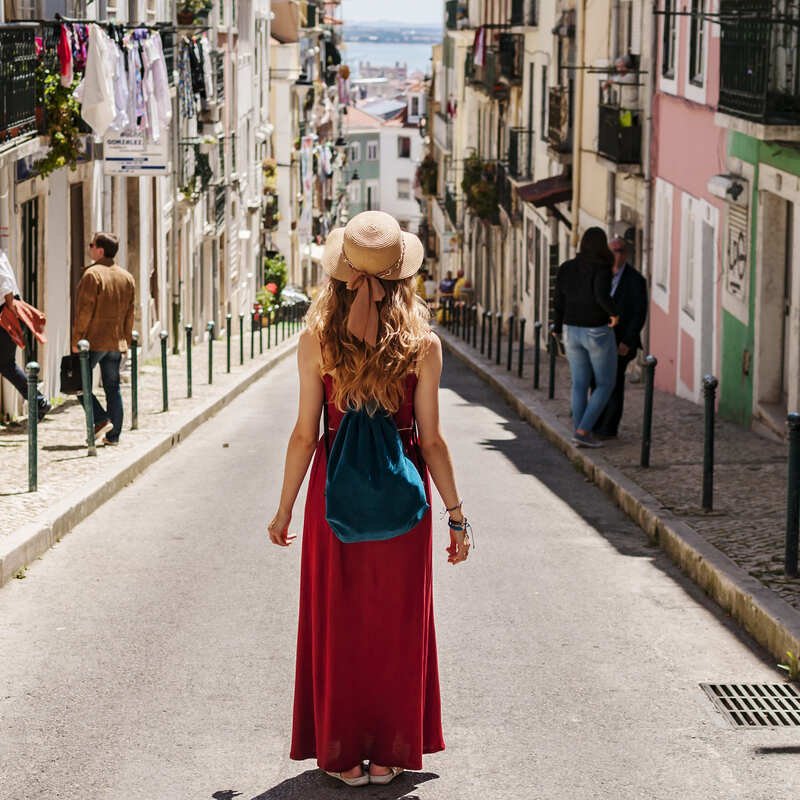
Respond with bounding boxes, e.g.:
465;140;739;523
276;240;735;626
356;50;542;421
397;178;410;200
689;0;705;86
662;0;677;79
540;65;548;141
398;136;411;158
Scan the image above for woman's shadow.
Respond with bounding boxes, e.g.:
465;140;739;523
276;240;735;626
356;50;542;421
245;769;438;799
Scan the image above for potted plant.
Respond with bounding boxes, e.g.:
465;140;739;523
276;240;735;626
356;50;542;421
177;0;212;25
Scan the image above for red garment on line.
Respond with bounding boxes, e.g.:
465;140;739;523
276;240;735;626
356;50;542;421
290;373;444;771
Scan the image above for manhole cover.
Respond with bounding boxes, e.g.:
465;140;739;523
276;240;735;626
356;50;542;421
701;683;800;727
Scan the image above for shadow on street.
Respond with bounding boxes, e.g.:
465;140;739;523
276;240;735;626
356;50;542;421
247;769;438;799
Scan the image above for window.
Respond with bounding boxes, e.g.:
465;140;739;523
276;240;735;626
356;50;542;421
410;96;420;117
682;196;696;318
689;0;705;86
348;180;361;205
367;141;379;160
397;179;411;200
662;0;677;79
365;180;379;209
540;65;548;142
350;142;361;162
653;179;673;305
398;136;411;158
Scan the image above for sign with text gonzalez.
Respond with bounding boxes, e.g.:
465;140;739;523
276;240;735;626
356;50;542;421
103;135;170;176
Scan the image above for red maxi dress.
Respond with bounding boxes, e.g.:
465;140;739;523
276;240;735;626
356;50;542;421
290;372;445;771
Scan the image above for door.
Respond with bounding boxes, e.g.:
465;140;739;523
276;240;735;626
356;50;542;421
21;198;40;365
69;183;85;332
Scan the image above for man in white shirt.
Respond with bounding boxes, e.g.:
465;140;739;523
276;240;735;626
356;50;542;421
0;250;50;420
423;270;438;307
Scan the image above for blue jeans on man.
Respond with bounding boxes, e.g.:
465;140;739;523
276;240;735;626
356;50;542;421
564;324;617;433
87;351;123;442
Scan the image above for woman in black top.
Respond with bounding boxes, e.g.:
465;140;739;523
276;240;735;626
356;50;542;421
553;228;620;448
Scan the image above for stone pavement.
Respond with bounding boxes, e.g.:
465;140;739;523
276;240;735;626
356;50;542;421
0;323;301;541
438;323;799;614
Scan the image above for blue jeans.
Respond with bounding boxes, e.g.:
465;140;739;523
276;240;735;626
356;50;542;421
564;325;617;434
86;351;123;442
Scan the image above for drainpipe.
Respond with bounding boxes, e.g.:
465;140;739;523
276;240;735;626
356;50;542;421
607;0;620;232
571;0;587;247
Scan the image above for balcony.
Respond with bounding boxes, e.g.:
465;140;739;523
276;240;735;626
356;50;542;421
548;85;572;154
467;47;500;96
498;34;524;84
214;50;225;105
445;1;469;30
511;0;538;26
496;161;513;218
597;87;641;166
0;25;38;145
215;183;227;229
717;0;800;130
508;128;533;181
158;25;176;87
433;111;453;153
445;186;458;226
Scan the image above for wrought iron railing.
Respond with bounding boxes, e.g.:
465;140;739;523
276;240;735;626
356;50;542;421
498;34;524;83
597;82;641;164
718;0;800;124
215;182;226;228
496;160;512;217
445;186;457;226
508;127;533;180
466;47;498;92
548;85;571;152
159;24;176;87
0;25;38;144
214;50;225;105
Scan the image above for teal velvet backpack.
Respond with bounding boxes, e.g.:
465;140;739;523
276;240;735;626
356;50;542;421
323;389;429;544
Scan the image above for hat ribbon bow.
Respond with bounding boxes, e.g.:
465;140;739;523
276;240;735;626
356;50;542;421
346;270;385;347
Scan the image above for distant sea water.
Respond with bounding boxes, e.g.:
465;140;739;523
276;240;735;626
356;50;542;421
342;41;436;77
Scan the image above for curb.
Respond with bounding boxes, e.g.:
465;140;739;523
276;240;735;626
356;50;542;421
0;339;299;588
440;330;800;665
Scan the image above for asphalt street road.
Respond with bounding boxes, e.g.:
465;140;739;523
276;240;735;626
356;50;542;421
1;350;799;800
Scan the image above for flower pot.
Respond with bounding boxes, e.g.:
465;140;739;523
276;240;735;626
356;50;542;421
177;10;195;24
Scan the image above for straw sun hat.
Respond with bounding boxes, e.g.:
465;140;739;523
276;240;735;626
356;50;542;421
321;211;424;346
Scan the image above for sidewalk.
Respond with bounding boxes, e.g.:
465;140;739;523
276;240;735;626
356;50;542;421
0;326;301;585
439;325;800;665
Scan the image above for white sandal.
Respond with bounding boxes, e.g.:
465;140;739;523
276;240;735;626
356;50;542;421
324;767;369;787
369;766;404;785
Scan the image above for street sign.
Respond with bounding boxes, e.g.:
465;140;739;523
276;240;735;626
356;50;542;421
103;135;170;176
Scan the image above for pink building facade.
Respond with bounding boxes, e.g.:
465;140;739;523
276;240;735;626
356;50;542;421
650;1;726;403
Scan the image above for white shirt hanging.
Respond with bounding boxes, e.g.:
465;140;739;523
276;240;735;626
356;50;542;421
75;24;117;138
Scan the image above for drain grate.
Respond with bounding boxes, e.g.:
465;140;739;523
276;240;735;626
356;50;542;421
701;683;800;727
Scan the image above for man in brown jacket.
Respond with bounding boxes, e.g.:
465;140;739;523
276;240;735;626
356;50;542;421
71;232;135;446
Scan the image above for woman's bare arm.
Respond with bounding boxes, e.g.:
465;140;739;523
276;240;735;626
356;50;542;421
268;330;324;546
414;334;469;564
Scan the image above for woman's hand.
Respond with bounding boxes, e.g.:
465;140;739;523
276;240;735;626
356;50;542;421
609;315;620;328
267;508;296;547
446;524;470;565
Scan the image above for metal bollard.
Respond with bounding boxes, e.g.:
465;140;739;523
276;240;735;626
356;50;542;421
702;375;718;511
26;362;39;492
453;302;460;336
480;310;487;354
472;305;478;348
640;355;657;468
226;314;232;373
259;311;264;354
548;324;557;400
78;339;96;456
239;312;244;365
267;311;272;350
506;314;515;372
785;413;800;577
160;331;169;411
486;311;493;359
517;318;526;378
207;322;215;384
462;304;469;341
185;324;193;399
495;312;503;365
131;331;139;430
250;311;255;359
282;306;287;341
533;321;542;390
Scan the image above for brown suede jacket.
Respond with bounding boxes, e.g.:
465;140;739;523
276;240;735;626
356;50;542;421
71;260;136;352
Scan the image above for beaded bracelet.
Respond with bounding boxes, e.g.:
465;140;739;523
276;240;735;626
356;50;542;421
447;515;475;550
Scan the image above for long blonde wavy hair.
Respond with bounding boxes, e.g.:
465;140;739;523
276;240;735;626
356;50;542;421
306;276;431;413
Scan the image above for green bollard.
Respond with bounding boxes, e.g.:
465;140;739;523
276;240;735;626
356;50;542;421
702;375;718;511
259;311;264;354
282;305;287;341
267;311;272;350
78;340;97;456
160;331;169;411
185;324;193;399
495;312;503;366
786;412;800;577
517;318;526;378
640;355;657;468
506;314;515;371
486;311;493;359
251;311;256;359
548;324;557;400
239;312;244;365
207;321;215;384
131;331;139;430
26;361;39;491
533;322;542;390
226;313;232;373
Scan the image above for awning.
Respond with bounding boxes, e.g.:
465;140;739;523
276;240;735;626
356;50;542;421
517;174;572;207
271;0;300;43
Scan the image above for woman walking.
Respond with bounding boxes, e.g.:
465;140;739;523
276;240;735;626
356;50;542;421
267;211;470;786
552;227;620;448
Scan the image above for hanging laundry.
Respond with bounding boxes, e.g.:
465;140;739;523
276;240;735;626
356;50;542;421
145;33;172;132
75;24;117;138
473;26;486;67
71;24;89;72
178;40;197;119
199;37;214;104
57;23;73;88
109;43;130;133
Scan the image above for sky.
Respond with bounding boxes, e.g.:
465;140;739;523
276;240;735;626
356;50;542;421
342;0;442;25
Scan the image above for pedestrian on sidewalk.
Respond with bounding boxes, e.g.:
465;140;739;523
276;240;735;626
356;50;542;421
71;233;135;447
268;211;469;787
423;270;438;308
0;248;51;420
553;227;620;448
593;236;648;439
